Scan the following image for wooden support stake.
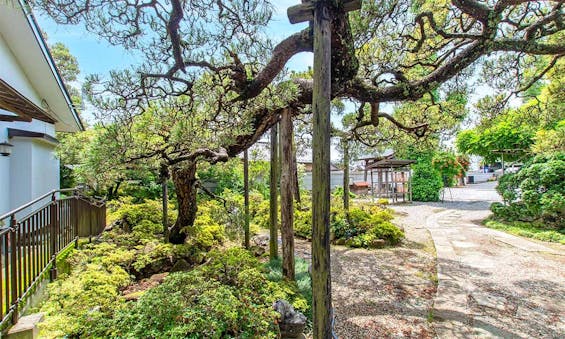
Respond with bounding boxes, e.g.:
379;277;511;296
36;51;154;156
269;123;279;260
243;149;250;249
343;139;350;213
280;108;295;280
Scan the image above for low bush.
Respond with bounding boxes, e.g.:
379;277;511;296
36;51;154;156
113;248;308;338
38;244;132;337
294;201;404;248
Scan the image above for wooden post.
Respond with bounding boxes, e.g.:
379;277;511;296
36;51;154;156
9;216;18;324
311;3;333;336
49;194;58;281
269;123;279;260
160;164;169;243
243;149;250;249
343;139;350;214
288;1;360;337
280;108;295;280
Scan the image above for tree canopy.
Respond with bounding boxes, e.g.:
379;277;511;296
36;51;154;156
34;0;564;155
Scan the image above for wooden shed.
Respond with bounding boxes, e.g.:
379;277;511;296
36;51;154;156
363;156;415;202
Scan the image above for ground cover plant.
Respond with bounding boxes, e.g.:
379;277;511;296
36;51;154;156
36;197;311;338
484;219;565;244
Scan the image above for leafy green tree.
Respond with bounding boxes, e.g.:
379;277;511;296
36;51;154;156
456;112;535;163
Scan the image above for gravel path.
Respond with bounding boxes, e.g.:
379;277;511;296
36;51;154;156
294;209;438;338
293;182;565;338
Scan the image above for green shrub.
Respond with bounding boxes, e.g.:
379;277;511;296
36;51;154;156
113;248;308;338
432;151;464;187
494;153;565;228
293;201;403;248
265;257;312;320
411;162;443;201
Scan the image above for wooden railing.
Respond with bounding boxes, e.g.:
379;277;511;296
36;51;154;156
0;188;106;330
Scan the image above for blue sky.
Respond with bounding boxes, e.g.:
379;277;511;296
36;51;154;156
36;1;314;82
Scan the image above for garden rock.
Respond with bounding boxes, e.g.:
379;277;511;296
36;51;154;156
170;258;190;272
273;299;306;339
369;239;386;248
252;234;269;248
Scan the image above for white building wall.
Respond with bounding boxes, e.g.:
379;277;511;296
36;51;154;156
0;33;43;108
0;124;9;215
0;119;59;216
8;138;32;211
31;141;59;200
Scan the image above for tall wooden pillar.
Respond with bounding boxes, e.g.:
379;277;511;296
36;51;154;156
243;149;250;249
269;123;279;260
280;108;295;280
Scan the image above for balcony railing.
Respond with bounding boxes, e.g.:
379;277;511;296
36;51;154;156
0;188;106;330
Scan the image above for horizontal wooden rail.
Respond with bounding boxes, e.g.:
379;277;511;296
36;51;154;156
0;189;106;331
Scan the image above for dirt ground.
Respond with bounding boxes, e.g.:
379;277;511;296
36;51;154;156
294;208;438;338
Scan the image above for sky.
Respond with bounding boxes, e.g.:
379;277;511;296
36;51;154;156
36;1;313;83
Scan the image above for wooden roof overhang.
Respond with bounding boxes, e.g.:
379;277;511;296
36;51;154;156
8;128;59;145
0;78;55;124
367;159;415;169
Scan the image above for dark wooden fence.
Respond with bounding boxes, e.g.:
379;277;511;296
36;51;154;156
0;188;106;330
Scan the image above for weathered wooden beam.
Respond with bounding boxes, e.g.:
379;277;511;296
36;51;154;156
0;114;31;122
243;149;250;249
311;1;333;337
343;139;350;213
269;123;279;260
288;0;361;24
280;108;295;280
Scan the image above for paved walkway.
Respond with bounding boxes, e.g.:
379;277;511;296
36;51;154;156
421;182;565;338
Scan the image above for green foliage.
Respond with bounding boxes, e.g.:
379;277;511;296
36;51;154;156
113;248;307;338
108;197;170;227
332;186;357;198
38;244;132;337
411;162;443;201
198;159;243;194
493;153;565;228
432;151;464;187
265;257;312;320
456;112;534;163
484;219;565;244
294;200;404;248
532;119;565;155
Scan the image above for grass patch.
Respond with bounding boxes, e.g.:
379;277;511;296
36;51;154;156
484;219;565;244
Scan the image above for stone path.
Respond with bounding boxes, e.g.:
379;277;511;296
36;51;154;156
420;182;565;338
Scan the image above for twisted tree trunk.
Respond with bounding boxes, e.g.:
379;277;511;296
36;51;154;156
169;161;198;244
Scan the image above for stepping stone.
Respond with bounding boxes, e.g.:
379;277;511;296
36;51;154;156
452;241;478;248
471;292;507;311
6;313;44;339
